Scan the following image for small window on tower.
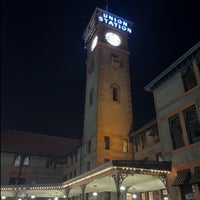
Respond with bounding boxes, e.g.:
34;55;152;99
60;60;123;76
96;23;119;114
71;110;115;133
113;87;118;101
87;161;90;171
111;84;120;102
110;54;120;69
122;139;128;152
104;136;110;150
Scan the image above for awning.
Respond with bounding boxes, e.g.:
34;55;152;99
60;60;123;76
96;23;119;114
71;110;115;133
172;169;191;186
190;167;200;184
1;160;171;198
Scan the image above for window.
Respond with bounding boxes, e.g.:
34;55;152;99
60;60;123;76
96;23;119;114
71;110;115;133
122;139;128;152
134;142;139;152
181;64;197;92
155;153;163;161
148;191;153;200
88;140;91;153
140;193;146;200
183;105;200;144
104;159;110;163
9;177;17;185
14;155;21;166
111;84;120;102
141;135;146;149
46;159;53;168
149;125;160;143
74;151;78;162
14;155;30;167
110;54;120;69
18;178;26;184
9;177;26;185
87;161;90;171
154;132;160;143
70;155;73;164
54;163;60;170
23;156;30;166
143;157;148;161
104;136;110;150
169;114;185;150
113;87;118;101
74;169;76;177
104;192;111;200
89;88;93;106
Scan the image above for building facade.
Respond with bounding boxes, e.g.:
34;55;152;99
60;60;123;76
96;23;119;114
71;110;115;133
1;130;80;187
142;41;200;200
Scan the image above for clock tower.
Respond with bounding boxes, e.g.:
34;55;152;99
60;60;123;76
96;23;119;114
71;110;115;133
82;8;133;173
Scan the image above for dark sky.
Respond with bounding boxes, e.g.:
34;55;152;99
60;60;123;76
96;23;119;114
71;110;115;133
1;0;200;139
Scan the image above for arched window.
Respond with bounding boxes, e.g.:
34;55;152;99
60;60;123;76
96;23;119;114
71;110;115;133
122;139;128;152
14;155;21;166
87;161;90;171
113;87;118;101
23;156;30;166
111;84;120;102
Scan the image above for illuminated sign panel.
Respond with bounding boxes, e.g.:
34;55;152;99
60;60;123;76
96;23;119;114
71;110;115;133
98;10;132;34
83;7;133;43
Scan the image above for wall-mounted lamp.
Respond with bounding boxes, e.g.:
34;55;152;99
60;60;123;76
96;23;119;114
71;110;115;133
93;185;98;196
132;193;137;199
92;192;98;196
120;185;126;191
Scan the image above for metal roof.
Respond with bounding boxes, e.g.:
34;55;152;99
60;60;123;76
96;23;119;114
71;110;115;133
1;130;80;157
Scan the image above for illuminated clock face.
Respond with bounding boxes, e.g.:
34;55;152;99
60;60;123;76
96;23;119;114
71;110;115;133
91;35;98;51
105;32;121;46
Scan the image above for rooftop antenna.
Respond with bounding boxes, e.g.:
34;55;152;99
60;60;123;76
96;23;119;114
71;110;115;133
105;0;108;11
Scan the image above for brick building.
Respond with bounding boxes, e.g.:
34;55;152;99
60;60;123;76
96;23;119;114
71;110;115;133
130;41;200;200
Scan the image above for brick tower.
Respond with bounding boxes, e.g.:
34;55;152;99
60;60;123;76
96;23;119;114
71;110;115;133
82;7;133;173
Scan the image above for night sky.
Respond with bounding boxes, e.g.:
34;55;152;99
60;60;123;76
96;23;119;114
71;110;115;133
1;0;200;139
